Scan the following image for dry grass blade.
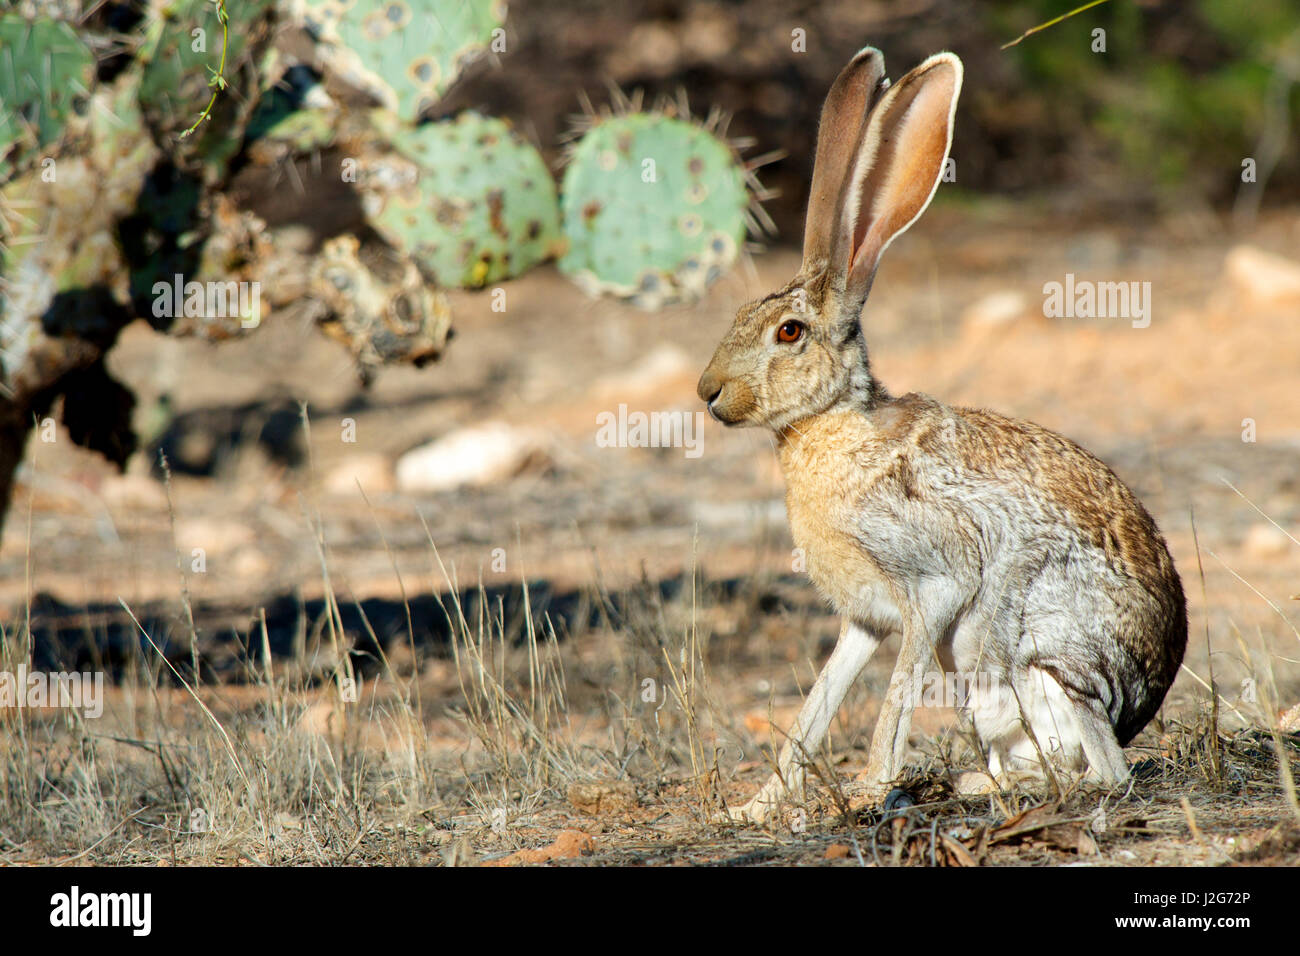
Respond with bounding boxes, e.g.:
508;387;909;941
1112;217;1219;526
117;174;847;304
1001;0;1112;50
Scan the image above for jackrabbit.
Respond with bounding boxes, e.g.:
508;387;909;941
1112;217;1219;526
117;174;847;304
697;48;1187;825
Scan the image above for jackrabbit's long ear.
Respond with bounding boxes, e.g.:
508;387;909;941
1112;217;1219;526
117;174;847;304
830;52;962;307
801;47;888;274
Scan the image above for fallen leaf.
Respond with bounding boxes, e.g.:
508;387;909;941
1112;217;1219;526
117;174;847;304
984;803;1097;855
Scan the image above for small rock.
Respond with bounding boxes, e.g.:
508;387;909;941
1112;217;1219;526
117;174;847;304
486;829;596;867
323;453;394;496
550;829;596;859
567;780;638;815
395;422;546;493
743;705;799;741
1242;522;1292;560
1280;702;1300;734
824;843;851;860
174;517;255;553
961;290;1029;329
1224;245;1300;305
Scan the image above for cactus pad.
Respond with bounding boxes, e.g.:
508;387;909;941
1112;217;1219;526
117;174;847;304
0;15;95;183
295;0;506;121
363;111;562;288
558;111;752;308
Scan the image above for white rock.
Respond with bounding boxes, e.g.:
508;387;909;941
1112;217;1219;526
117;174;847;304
1224;245;1300;304
174;517;256;553
690;498;786;529
323;453;394;496
396;422;545;493
961;289;1029;328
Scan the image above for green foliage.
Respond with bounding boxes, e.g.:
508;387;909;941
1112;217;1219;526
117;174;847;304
297;0;505;121
1198;0;1300;55
992;0;1300;200
366;111;562;288
136;0;277;180
558;112;749;308
0;14;95;183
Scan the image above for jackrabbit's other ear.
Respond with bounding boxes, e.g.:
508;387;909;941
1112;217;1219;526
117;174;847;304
801;47;889;275
831;52;962;307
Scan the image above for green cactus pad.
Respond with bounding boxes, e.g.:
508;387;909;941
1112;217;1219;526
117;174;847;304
364;111;562;288
296;0;505;121
558;112;750;308
0;15;95;183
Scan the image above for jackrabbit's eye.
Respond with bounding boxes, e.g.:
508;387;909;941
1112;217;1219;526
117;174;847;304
776;320;805;344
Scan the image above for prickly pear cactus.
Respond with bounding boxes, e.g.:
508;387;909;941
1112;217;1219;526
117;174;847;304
363;111;563;288
136;0;277;181
312;233;454;377
1;67;159;385
559;112;752;308
0;14;96;183
295;0;506;121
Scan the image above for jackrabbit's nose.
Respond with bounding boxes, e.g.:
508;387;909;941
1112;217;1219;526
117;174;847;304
697;371;723;405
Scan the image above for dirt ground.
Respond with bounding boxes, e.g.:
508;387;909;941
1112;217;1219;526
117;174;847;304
2;203;1298;866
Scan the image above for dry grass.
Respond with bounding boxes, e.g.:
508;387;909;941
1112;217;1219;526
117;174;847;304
2;413;1298;866
2;520;1297;866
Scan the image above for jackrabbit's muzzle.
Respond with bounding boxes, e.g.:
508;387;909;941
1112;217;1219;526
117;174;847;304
697;363;756;426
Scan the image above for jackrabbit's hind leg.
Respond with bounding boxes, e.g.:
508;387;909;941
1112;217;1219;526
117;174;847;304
1019;666;1129;785
1070;694;1131;785
957;676;1021;793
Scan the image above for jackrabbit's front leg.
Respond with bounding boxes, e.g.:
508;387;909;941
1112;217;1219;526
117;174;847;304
850;623;931;807
727;618;883;825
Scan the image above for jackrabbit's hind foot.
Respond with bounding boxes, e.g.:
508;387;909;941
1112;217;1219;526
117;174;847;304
1073;700;1133;787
